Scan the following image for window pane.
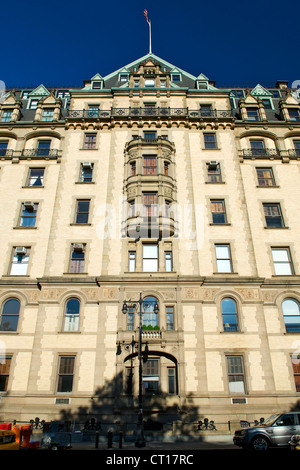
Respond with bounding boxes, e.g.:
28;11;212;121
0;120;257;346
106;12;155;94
0;299;20;331
272;249;289;262
143;245;158;258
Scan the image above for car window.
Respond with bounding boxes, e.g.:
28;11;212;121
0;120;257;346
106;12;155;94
277;414;297;426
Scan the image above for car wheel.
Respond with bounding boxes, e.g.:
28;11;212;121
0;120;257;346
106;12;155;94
251;436;269;451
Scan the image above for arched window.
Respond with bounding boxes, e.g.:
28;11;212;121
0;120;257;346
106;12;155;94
221;298;238;332
0;298;20;332
282;299;300;332
63;298;80;332
142;296;159;329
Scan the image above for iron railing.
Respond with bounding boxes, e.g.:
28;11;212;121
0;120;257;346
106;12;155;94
67;108;234;120
239;148;280;158
21;149;62;158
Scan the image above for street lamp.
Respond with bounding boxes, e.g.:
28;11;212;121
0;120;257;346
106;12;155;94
121;293;159;448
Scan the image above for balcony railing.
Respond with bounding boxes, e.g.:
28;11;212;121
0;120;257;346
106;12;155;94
239;148;280;158
67;108;234;120
21;149;62;158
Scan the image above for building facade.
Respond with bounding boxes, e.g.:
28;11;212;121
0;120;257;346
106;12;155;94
0;53;300;426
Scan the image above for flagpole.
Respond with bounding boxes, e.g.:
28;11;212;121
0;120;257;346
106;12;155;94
149;20;152;53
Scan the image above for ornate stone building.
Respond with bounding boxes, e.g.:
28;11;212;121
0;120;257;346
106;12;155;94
0;53;300;427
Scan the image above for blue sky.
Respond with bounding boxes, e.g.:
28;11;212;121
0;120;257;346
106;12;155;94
1;0;299;89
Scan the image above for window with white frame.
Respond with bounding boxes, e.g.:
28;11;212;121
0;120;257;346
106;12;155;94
271;247;293;275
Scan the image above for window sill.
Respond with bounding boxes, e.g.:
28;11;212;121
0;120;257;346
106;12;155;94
209;223;231;226
205;181;225;184
13;226;37;230
75;181;95;184
22;185;45;189
202;148;220;151
256;185;279;188
80;148;98;151
264;226;289;229
63;272;88;275
213;272;238;275
70;223;92;226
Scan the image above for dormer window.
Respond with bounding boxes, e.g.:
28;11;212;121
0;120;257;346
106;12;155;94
29;99;39;109
119;74;129;82
42;108;54;122
171;74;181;82
197;82;207;90
145;79;155;88
92;81;102;90
1;109;12;123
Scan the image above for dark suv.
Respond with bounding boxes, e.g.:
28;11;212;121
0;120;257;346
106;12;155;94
233;412;300;450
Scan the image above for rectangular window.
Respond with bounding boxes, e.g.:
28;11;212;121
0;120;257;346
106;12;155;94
168;368;176;394
144;103;156;115
272;247;293;275
128;200;135;218
127;307;134;331
227;356;246;394
204;133;217;149
207;162;222;182
143;193;158;217
19;202;38;227
262;98;272;109
143;131;157;140
256;168;275;186
247;107;259;121
80;162;93;182
143;156;157;175
263;203;284;227
0;357;11;392
215;244;232;273
292;357;300;392
37;140;51;156
143;359;159;394
0;141;8;157
166;306;174;330
250;140;266;155
83;133;97;149
42;108;54;122
57;356;75;393
288;109;300;121
145;79;155;88
87;105;99;118
164;161;170;176
130;161;136;176
75;200;90;224
27;168;44;186
29;99;39;109
200;105;213;116
69;244;85;273
293;140;300;156
211;200;227;224
1;110;12;123
165;252;172;272
143;244;158;272
10;247;30;275
129;252;136;272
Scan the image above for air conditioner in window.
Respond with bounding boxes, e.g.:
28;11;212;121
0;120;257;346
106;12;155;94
82;162;93;169
208;161;218;169
24;201;35;211
15;247;27;256
73;243;84;252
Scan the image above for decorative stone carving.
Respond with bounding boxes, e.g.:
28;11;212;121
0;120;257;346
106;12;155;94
184;288;199;299
236;288;260;300
102;288;117;299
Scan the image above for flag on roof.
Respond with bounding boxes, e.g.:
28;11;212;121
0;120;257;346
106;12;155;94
144;9;150;25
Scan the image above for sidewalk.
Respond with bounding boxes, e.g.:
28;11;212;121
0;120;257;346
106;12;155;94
70;433;235;450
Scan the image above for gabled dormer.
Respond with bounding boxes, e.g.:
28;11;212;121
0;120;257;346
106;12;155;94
0;91;22;123
279;91;300;122
239;90;267;122
27;84;50;110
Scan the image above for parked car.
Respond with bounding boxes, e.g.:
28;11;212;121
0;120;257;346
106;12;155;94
233;412;300;450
